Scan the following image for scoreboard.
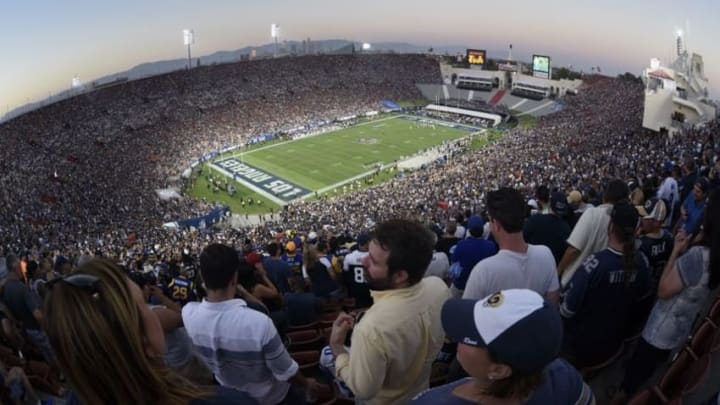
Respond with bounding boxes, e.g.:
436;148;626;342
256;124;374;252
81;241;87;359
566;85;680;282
466;49;487;66
532;55;551;79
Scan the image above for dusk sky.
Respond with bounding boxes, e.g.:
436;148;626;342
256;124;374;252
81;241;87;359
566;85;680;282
2;0;718;114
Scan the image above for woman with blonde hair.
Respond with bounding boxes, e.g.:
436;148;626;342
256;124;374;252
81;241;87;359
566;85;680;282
44;258;257;405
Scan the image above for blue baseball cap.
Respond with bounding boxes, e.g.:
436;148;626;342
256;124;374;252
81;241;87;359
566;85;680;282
467;215;484;232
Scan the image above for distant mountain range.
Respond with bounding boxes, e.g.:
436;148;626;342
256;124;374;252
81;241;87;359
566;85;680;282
1;39;510;121
92;40;509;85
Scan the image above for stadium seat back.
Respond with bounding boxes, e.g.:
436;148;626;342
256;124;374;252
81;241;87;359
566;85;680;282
287;329;325;351
290;350;321;377
626;387;664;405
288;321;318;332
658;350;694;400
712;328;720;353
682;352;711;397
688;321;715;358
706;299;720;327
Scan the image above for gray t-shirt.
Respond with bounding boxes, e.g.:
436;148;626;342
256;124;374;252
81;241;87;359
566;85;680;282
643;246;710;350
462;245;560;300
148;305;194;369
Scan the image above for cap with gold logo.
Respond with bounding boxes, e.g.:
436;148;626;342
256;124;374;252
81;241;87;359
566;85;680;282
441;289;562;374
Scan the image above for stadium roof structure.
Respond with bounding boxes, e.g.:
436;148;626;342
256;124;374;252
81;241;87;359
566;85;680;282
642;48;715;134
647;69;674;81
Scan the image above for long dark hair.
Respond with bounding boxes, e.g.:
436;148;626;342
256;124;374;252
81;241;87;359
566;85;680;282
610;202;639;284
697;189;720;289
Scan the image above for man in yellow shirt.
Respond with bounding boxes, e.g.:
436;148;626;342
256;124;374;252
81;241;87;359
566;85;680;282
328;219;451;404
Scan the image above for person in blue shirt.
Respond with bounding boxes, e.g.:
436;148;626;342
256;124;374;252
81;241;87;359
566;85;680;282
281;241;303;277
412;289;594;405
449;215;497;298
167;268;197;306
560;201;650;368
263;242;293;294
680;177;709;236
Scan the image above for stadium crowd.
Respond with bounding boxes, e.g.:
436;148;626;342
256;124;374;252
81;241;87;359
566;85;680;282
0;53;719;404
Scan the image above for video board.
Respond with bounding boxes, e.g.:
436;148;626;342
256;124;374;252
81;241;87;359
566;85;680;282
532;55;551;79
466;49;487;66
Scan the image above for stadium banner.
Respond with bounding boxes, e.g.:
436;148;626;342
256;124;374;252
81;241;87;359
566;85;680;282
175;206;229;230
382;100;401;111
211;157;312;202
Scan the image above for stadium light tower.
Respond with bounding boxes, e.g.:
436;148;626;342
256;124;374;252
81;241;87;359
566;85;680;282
271;24;280;57
183;29;195;69
676;29;684;56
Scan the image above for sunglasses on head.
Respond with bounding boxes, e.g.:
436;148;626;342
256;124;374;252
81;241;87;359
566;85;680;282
46;273;101;296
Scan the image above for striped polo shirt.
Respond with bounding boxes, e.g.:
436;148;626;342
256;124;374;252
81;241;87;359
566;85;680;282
182;298;298;404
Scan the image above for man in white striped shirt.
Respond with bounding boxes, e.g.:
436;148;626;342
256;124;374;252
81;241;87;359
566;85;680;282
183;243;320;404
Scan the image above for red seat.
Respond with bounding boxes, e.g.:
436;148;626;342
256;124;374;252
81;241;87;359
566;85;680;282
626;387;665;405
712;328;720;353
687;321;715;359
656;349;694;401
287;329;325;351
318;312;340;329
314;383;337;404
290;350;321;377
705;299;720;328
682;352;711;397
288;321;319;332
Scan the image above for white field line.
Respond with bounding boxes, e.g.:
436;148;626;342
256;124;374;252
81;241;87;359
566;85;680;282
214;114;484;204
517;101;554;116
510;99;528;110
226;115;400;159
301;168;381;200
299;127;488;201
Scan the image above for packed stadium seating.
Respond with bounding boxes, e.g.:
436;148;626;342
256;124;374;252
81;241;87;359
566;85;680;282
1;53;720;403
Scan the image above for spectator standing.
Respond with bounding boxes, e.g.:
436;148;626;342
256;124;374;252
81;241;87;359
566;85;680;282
523;191;572;264
182;244;319;404
613;189;720;402
1;255;57;369
463;188;559;304
680;177;710;236
264;242;293;294
558;179;629;286
449;216;497;298
342;233;372;308
411;289;594;405
560;202;650;368
328;220;450;404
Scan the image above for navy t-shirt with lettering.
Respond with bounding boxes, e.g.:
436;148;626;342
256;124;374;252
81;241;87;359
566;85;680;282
560;248;650;365
411;359;594;405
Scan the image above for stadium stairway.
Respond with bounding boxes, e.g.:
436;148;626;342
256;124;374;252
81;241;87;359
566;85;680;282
488;89;507;106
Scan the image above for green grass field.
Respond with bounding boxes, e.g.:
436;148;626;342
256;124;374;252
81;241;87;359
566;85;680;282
237;115;476;190
188;114;483;214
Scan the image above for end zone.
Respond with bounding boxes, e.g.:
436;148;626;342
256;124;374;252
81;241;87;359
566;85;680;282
211;157;312;204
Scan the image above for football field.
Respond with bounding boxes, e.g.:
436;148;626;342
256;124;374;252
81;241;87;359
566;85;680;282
205;114;482;207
